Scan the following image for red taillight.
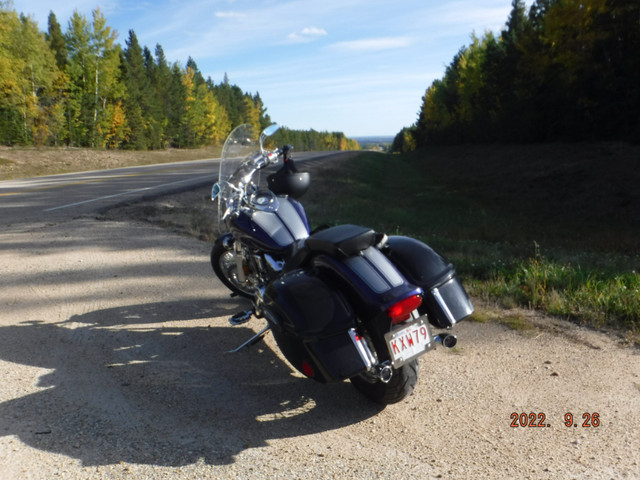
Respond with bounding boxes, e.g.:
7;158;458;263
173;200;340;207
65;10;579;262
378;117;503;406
387;294;422;325
301;360;314;378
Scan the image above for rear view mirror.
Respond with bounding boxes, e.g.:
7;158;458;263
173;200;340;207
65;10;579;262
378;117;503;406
211;182;221;201
260;124;280;153
263;124;279;137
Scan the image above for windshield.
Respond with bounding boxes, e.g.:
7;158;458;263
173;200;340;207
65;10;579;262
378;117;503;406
214;123;280;232
217;124;261;232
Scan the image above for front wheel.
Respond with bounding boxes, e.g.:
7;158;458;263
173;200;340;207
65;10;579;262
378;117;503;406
350;360;419;405
210;237;253;298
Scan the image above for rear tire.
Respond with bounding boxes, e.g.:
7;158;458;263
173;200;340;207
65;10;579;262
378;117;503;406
210;238;253;298
350;360;419;405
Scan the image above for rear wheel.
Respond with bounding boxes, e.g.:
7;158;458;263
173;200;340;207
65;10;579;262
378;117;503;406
350;360;419;405
210;238;253;298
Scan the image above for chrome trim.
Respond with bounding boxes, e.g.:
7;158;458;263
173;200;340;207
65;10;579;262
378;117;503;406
434;333;457;349
225;324;271;354
348;328;376;369
378;363;393;383
431;285;456;326
263;254;285;272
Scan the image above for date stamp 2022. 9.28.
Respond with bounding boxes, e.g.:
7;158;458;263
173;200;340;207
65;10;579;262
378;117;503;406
510;412;600;428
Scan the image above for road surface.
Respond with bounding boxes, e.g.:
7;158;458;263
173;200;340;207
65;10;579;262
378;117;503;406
0;152;328;227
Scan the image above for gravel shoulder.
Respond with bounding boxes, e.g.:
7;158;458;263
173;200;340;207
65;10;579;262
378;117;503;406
1;156;639;479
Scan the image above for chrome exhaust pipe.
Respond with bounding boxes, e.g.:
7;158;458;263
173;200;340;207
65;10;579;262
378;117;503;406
434;333;457;349
378;364;393;383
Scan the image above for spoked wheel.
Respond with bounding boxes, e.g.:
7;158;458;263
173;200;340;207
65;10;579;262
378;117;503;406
210;237;254;298
350;360;419;405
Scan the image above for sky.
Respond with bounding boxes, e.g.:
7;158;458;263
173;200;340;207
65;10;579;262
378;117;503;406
12;0;514;137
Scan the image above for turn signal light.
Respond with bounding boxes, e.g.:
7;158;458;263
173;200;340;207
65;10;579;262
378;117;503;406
388;294;422;325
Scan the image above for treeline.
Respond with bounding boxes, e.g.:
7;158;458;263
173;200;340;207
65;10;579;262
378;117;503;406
271;127;359;152
0;5;357;151
394;0;640;150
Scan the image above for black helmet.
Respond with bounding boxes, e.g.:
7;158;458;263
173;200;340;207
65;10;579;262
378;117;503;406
267;171;310;199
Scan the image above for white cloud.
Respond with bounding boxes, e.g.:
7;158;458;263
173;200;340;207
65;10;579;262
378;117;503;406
301;27;327;36
215;11;245;19
287;26;327;43
331;37;411;52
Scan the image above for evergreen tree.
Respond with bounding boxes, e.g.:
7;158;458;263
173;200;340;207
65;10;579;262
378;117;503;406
46;12;67;70
167;62;188;147
122;29;150;149
151;44;174;147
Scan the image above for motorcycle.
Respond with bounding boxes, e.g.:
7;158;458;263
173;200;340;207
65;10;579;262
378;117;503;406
210;124;474;404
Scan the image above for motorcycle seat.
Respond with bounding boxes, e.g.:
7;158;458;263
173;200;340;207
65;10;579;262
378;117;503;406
305;224;377;258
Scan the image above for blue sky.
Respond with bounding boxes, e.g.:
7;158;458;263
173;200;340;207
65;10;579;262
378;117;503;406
13;0;514;137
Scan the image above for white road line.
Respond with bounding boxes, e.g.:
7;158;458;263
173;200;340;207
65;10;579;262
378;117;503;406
43;175;216;212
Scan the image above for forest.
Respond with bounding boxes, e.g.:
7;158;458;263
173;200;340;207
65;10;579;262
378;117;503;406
393;0;640;151
0;4;358;151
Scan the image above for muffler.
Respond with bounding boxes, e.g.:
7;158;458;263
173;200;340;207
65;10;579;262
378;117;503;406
434;333;457;348
378;364;393;383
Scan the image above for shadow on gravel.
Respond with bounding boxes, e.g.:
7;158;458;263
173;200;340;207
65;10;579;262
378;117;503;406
0;299;383;467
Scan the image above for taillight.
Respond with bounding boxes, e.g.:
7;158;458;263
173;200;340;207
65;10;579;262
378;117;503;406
387;294;422;325
301;360;314;378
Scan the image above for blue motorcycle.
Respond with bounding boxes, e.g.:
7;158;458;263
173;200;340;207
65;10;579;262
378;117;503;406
210;124;473;404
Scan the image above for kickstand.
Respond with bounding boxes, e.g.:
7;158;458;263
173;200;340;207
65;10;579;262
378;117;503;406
225;324;270;354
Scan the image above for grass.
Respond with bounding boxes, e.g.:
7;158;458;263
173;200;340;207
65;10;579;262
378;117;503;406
303;148;640;341
469;308;539;334
0;145;222;180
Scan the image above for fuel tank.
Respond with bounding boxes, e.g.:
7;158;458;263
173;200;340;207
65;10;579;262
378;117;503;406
231;194;310;252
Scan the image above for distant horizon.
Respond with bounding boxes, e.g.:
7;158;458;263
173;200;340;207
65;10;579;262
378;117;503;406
352;135;395;141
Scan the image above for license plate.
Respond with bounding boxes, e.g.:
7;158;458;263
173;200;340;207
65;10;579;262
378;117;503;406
384;316;433;367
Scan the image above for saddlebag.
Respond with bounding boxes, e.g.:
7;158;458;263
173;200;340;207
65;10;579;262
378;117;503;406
383;236;474;328
264;269;368;383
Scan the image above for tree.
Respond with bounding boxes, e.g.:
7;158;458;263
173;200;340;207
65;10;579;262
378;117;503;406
122;29;150;149
0;5;284;149
91;8;123;148
408;0;640;145
0;8;62;145
46;12;67;70
65;9;122;147
392;127;417;153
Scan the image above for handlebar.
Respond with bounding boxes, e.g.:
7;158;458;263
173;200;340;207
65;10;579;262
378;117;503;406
257;145;290;169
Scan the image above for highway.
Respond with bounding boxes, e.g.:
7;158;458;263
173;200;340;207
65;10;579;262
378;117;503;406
0;152;327;228
1;158;219;227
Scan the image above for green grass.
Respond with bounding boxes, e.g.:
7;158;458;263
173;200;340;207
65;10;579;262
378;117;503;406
304;149;640;340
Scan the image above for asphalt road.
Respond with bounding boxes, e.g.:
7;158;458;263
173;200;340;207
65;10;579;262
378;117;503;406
0;159;218;227
0;152;328;228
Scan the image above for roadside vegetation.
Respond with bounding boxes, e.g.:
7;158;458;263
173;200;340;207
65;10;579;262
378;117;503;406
0;145;223;180
0;5;358;153
302;147;639;342
393;0;640;151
